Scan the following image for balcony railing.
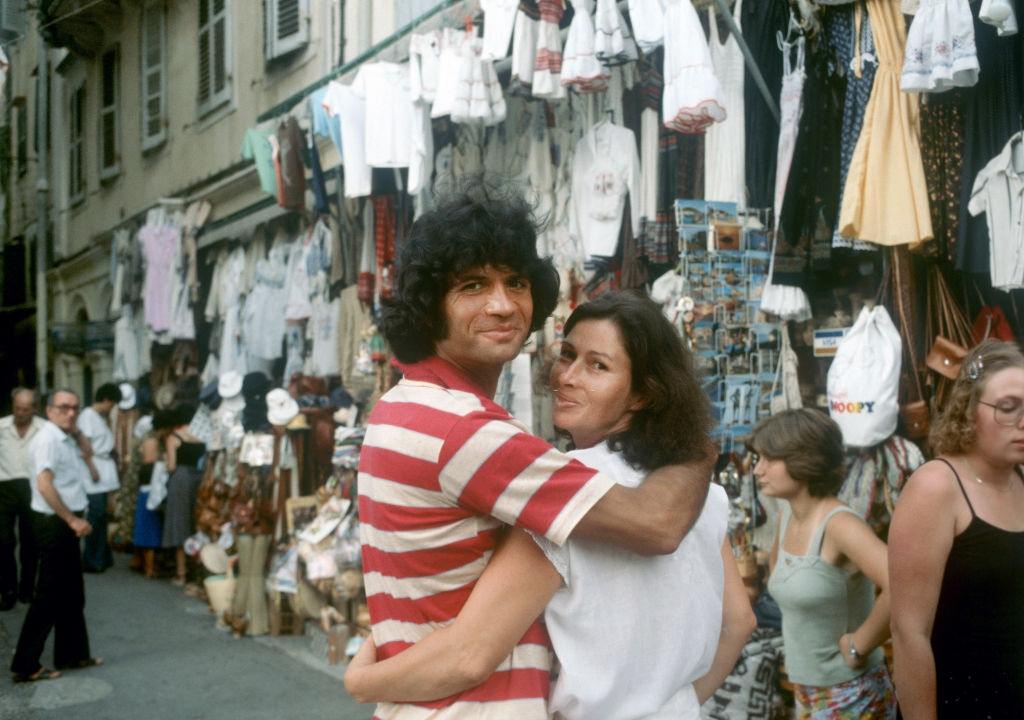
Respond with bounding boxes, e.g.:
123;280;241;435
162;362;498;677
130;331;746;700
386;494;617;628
51;321;113;355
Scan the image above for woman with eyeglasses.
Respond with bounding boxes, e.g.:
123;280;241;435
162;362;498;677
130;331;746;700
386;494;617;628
889;340;1024;719
753;409;895;718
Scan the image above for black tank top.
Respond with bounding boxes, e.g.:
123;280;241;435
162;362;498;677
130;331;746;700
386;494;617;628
930;459;1024;718
173;433;206;468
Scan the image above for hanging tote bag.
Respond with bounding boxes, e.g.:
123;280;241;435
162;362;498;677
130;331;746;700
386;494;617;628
827;305;902;447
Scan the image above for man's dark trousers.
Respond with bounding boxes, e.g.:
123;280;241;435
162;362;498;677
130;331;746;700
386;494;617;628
10;512;91;675
0;479;37;601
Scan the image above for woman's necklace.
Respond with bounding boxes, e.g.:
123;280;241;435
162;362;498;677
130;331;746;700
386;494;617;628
962;457;1016;493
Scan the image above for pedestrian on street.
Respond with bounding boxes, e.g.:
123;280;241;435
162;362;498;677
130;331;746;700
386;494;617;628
10;389;103;683
0;388;44;610
77;383;123;573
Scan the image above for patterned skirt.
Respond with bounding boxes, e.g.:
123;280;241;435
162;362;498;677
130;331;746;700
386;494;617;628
794;664;897;719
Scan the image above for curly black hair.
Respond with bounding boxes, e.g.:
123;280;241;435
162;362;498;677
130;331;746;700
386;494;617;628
94;383;122;404
380;180;560;363
560;291;713;471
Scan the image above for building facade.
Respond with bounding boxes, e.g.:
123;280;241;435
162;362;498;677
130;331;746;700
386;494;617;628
0;0;424;404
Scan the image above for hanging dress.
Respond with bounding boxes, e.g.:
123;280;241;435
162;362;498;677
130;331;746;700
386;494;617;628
762;34;812;322
839;0;933;246
743;0;790;210
704;0;746;206
901;0;979;92
661;0;726;134
829;2;878;251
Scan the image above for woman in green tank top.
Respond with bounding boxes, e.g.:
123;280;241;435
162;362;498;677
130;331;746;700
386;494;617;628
753;409;896;719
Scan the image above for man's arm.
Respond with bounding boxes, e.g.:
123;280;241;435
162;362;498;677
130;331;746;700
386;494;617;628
37;469;92;538
571;451;715;556
344;529;561;703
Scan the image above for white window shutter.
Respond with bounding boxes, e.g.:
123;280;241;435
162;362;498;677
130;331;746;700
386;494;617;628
198;0;231;115
99;48;120;178
141;1;166;150
266;0;308;61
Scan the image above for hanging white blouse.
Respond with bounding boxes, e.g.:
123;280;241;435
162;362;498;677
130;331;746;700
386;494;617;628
562;0;611;92
901;0;979;92
570;120;641;258
595;0;639;64
532;0;567;99
628;0;666;51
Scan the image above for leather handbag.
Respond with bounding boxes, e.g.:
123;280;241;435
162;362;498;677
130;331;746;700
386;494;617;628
889;248;931;441
899;400;930;440
926;336;967;380
971;305;1015;344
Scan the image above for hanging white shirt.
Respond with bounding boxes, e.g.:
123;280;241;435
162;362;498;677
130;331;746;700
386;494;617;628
351;62;413;168
77;407;120;494
570;121;641;258
533;443;729;720
481;0;518;59
969;132;1024;291
323;80;373;197
28;420;89;515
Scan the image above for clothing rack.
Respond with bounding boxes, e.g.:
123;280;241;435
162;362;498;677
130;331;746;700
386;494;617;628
257;0;780;129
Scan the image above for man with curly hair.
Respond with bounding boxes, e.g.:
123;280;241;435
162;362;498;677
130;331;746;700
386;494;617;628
356;183;714;718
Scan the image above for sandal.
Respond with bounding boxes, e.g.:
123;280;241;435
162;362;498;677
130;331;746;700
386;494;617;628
12;667;61;683
57;658;103;671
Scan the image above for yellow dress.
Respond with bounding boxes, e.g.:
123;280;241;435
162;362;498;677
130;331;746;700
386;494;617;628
839;0;933;246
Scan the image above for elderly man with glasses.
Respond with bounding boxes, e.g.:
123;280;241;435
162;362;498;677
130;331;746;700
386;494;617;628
9;389;102;684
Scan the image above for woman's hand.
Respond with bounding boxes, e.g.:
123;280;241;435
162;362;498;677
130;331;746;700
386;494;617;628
344;636;379;703
838;634;867;669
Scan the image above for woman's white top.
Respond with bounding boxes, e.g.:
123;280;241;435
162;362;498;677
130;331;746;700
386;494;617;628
533;442;730;720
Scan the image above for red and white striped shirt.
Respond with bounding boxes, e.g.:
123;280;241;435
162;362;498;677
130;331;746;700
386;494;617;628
358;356;615;719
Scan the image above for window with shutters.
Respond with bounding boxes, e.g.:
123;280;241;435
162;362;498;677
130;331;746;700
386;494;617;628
266;0;309;62
140;0;166;150
0;0;26;43
68;84;85;204
99;47;120;179
198;0;231;116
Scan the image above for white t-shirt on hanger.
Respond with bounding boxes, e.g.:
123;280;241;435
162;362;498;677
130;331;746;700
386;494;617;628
323;80;372;197
351;62;414;169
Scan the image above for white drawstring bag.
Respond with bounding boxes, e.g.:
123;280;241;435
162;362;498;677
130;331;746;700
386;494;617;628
826;305;901;447
146;460;170;511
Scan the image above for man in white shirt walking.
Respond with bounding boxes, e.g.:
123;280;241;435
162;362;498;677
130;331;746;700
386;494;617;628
77;383;122;573
0;388;44;610
10;389;101;683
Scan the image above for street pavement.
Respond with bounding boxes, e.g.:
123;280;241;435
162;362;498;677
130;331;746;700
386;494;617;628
0;558;374;720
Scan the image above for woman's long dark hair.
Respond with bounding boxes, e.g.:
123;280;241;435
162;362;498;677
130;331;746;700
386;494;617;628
560;291;713;471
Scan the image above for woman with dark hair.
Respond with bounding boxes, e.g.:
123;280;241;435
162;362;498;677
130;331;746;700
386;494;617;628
753;409;895;718
160;404;205;586
345;291;756;718
889;339;1024;719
